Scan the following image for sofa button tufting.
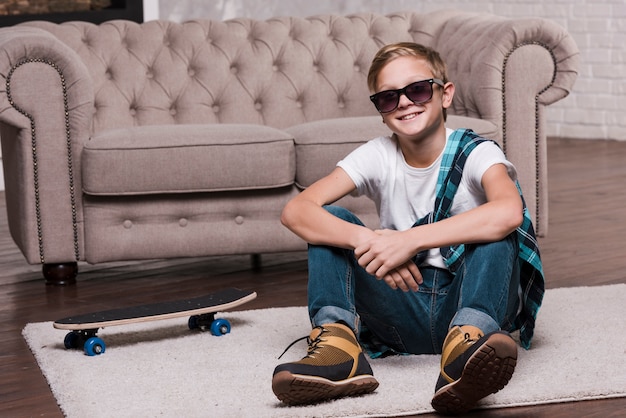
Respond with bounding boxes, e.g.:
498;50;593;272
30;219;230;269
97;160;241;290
235;216;244;225
254;102;262;111
179;218;188;227
123;220;133;229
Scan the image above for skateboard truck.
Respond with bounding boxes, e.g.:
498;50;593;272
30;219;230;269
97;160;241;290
188;313;232;335
63;329;106;356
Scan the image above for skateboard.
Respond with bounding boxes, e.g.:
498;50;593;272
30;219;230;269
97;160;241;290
53;287;257;356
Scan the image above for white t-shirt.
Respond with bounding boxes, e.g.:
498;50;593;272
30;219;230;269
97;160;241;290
337;128;517;268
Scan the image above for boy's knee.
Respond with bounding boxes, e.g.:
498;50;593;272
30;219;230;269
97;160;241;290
323;205;363;225
480;233;516;252
498;232;518;253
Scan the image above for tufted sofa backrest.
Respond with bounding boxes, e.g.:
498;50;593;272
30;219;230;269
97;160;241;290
20;10;494;134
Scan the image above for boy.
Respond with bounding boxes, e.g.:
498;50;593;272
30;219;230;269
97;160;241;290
272;42;544;415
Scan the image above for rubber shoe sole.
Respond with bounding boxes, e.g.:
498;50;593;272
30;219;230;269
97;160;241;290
272;370;379;405
431;332;517;415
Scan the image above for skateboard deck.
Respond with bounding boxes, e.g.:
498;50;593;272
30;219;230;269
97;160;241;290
54;287;256;356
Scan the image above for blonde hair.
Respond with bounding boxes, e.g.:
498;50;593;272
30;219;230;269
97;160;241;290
367;42;449;119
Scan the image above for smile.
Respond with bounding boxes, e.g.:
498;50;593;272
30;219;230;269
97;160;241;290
399;112;420;121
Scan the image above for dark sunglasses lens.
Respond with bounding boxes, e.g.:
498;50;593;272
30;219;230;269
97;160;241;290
405;81;432;104
373;90;399;113
372;80;436;112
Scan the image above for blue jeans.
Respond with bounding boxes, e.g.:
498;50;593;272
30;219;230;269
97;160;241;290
308;206;520;355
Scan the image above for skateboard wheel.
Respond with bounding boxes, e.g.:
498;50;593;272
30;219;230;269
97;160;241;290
210;318;231;336
84;337;106;356
64;332;80;349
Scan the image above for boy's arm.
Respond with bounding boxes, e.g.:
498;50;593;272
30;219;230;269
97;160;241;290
355;163;523;280
283;166;424;292
281;167;377;249
410;163;524;247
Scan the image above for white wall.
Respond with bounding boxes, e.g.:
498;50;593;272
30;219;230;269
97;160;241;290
142;0;160;21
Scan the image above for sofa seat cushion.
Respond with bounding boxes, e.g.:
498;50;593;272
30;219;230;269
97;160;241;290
82;124;295;195
286;116;391;188
287;115;498;188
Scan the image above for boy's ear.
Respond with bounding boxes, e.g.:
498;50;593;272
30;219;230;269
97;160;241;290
442;81;455;109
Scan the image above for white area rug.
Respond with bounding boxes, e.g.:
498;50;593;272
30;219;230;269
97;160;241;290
23;284;626;417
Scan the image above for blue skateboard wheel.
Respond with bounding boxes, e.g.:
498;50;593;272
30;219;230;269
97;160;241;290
210;318;231;336
84;337;106;356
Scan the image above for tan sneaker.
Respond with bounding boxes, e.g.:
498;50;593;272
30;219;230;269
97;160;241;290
272;323;379;405
431;325;517;415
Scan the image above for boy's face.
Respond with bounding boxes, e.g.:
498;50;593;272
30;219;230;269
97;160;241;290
375;56;453;145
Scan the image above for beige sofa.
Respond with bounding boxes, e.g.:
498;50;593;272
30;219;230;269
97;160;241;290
0;10;578;284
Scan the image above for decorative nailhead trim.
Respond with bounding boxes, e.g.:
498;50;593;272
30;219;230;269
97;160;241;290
501;41;557;234
6;58;80;263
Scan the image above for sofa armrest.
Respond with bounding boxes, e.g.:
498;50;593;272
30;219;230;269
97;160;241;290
406;10;579;236
0;26;94;264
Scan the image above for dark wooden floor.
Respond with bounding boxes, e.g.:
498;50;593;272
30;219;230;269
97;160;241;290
1;137;625;417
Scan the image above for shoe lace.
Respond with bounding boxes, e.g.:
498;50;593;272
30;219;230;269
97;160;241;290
277;326;327;360
463;331;482;344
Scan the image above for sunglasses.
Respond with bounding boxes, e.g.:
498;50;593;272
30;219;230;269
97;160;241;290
369;78;445;113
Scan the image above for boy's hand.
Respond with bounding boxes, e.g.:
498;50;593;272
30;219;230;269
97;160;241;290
380;262;423;292
354;229;423;291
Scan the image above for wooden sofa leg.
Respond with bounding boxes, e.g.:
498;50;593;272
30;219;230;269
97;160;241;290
42;262;78;286
251;254;262;272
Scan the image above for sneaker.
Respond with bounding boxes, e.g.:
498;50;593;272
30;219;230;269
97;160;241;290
431;325;517;415
272;323;379;405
